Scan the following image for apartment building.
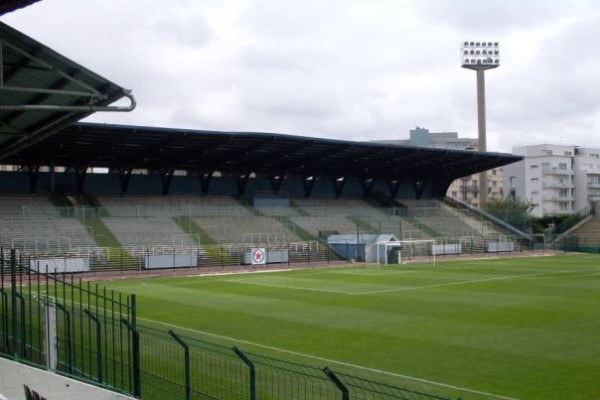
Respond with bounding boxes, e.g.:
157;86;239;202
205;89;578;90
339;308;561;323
504;144;600;217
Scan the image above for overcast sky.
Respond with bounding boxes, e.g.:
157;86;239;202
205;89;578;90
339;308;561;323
3;0;600;153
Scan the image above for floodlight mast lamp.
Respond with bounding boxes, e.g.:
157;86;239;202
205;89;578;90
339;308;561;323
461;41;500;207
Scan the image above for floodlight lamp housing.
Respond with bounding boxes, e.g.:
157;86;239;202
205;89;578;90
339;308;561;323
461;41;499;70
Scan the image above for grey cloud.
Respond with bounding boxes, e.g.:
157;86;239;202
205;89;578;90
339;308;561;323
414;0;587;32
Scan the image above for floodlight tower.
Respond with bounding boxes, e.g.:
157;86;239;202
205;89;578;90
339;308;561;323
461;41;500;207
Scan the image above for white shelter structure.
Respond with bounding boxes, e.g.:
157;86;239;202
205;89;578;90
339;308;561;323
327;233;399;262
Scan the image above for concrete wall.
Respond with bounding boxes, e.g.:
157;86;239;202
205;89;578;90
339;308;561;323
0;357;135;400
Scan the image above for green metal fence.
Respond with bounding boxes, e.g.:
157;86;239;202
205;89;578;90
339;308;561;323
0;248;139;396
1;248;456;400
135;325;452;400
533;235;600;254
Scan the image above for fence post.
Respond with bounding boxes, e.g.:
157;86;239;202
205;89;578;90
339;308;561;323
10;249;18;360
55;303;72;374
0;289;8;349
131;294;141;397
233;346;257;400
121;318;141;398
84;309;103;383
169;330;191;400
323;367;349;400
13;292;26;358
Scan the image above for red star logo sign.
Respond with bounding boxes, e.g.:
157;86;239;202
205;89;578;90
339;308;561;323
252;249;266;264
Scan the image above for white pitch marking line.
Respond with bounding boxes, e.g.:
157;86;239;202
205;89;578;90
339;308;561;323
521;271;600;279
332;269;424;276
222;279;363;295
224;268;600;295
138;317;519;400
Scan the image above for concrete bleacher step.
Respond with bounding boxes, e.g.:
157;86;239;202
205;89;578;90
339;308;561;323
274;216;318;241
173;217;236;265
0;194;97;250
79;216;138;270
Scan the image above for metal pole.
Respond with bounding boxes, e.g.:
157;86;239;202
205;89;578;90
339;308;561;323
121;318;141;398
10;249;18;359
14;292;26;358
233;346;257;400
323;367;349;400
55;303;72;374
84;309;103;383
169;330;191;400
356;224;360;260
476;68;488;208
131;295;141;398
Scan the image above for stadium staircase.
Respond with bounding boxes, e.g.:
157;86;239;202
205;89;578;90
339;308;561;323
79;213;139;271
173;216;236;265
561;217;600;248
273;215;319;241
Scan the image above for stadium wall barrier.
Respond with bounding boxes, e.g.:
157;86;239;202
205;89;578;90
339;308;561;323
0;357;135;400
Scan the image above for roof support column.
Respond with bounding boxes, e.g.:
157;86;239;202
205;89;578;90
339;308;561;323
75;166;87;194
236;172;251;197
361;178;376;198
160;169;175;196
332;176;347;199
388;179;402;199
49;160;55;194
27;163;40;194
270;174;286;193
302;175;317;198
413;179;427;200
118;168;133;195
199;171;214;195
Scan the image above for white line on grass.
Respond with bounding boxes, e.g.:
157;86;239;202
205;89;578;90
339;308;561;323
330;268;425;276
358;268;600;294
138;317;519;400
224;268;600;295
221;279;366;294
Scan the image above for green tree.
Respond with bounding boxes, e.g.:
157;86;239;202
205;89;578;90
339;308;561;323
483;198;534;232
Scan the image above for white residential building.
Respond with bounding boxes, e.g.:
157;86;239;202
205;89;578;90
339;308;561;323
504;144;600;217
573;147;600;212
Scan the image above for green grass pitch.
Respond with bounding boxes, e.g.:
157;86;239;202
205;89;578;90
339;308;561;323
104;253;600;399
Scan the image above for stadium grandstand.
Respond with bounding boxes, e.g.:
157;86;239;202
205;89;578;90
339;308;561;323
0;120;526;270
3;2;579;400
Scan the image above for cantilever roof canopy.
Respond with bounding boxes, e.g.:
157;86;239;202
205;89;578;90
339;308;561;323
5;122;522;183
0;0;40;16
0;21;135;160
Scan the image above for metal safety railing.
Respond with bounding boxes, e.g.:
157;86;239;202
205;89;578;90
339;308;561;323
135;325;453;400
18;240;340;275
0;248;139;396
